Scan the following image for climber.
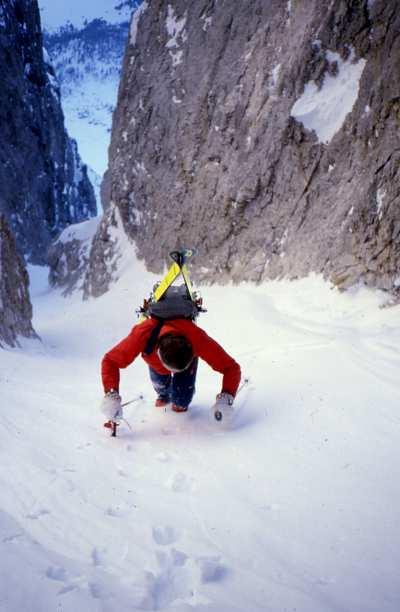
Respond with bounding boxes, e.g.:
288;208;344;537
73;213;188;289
100;317;241;422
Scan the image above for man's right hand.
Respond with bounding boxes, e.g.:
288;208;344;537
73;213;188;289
100;390;122;420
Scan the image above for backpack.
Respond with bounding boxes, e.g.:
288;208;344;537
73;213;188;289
137;249;205;356
147;285;200;320
142;284;203;356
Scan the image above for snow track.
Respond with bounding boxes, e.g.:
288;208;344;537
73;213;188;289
1;267;400;611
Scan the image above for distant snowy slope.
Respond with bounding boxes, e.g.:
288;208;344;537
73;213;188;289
43;19;129;179
39;0;139;32
40;2;141;192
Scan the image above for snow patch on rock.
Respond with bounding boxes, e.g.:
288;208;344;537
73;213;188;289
290;48;366;144
376;188;386;220
130;1;148;46
201;14;212;32
165;5;187;67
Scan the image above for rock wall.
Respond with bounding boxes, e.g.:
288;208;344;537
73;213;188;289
87;0;400;294
0;0;96;265
0;215;36;347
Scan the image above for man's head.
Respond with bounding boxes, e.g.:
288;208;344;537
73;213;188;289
157;333;193;372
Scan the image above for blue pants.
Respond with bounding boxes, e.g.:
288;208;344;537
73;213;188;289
149;358;198;408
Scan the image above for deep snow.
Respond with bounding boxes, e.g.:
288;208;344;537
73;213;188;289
1;252;400;611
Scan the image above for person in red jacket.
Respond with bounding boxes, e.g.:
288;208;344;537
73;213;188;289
100;317;241;422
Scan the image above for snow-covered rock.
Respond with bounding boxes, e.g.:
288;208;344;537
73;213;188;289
82;204;137;298
48;216;100;296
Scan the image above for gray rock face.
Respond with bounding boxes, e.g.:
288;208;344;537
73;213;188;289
87;0;400;295
0;215;36;347
0;0;96;265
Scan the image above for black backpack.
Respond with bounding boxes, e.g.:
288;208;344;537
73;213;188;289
143;285;203;356
147;285;200;320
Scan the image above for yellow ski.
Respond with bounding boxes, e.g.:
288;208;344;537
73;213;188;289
138;249;198;320
153;262;181;301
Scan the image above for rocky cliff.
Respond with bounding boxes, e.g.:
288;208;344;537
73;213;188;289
86;0;400;295
0;0;96;265
43;18;130;186
0;215;36;347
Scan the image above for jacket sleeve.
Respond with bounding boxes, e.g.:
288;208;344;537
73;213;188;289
192;326;241;397
101;320;151;392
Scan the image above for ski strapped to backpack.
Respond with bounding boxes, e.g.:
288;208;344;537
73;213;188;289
137;249;206;355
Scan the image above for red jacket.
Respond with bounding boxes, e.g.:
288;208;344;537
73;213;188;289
102;318;241;396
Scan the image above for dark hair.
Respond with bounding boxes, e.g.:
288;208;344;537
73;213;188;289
157;334;193;371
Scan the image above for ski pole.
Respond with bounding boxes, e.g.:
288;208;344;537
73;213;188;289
236;377;250;395
121;394;144;408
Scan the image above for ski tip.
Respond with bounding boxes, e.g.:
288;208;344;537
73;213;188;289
169;249;196;266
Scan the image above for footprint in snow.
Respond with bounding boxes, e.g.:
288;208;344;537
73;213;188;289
89;581;107;600
152;525;181;546
146;549;194;609
26;508;51;520
156;451;171;462
46;566;68;581
105;505;129;518
91;546;108;567
146;549;228;608
46;566;79;596
58;584;77;595
165;472;193;493
2;532;23;544
196;556;228;583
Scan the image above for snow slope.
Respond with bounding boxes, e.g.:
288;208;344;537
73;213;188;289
1;250;400;611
